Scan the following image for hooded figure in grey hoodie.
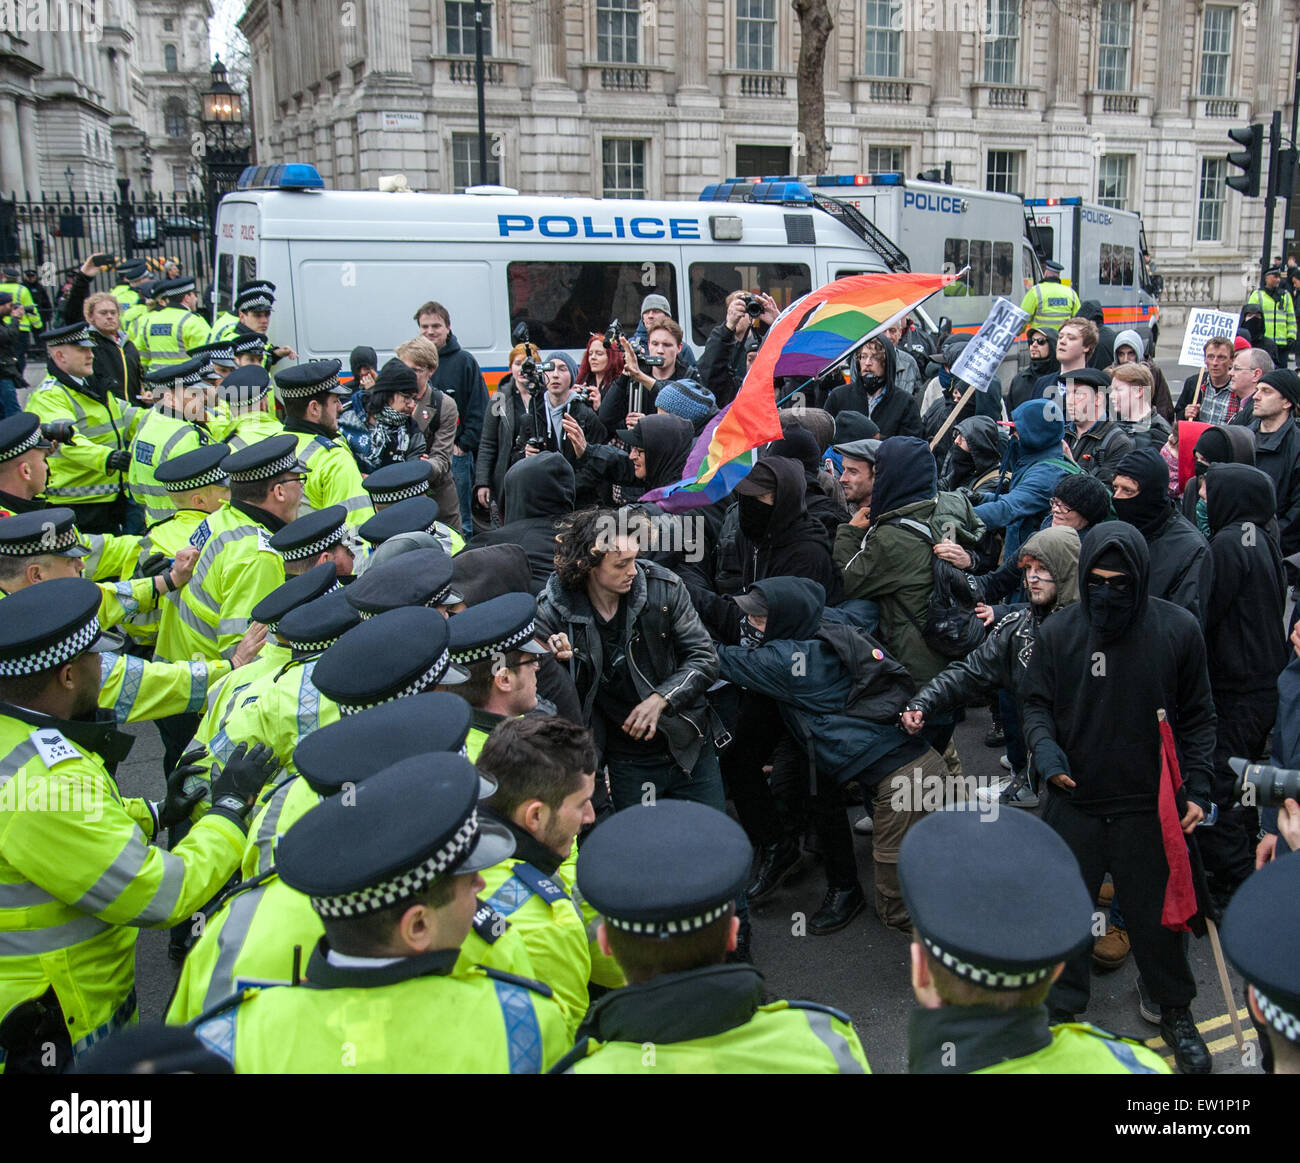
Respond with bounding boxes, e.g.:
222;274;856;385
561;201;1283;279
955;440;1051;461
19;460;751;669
1112;327;1175;423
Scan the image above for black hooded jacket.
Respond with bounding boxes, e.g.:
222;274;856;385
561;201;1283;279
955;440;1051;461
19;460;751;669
467;451;576;591
1021;523;1216;814
1080;300;1117;370
764;424;849;541
1205;463;1288;697
1111;447;1213;629
923;379;1003;466
824;336;922;439
939;415;1004;492
1179;423;1257;525
574;413;695;505
1008;327;1060;413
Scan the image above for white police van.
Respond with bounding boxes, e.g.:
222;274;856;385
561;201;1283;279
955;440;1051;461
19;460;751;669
212;164;910;385
1024;197;1162;351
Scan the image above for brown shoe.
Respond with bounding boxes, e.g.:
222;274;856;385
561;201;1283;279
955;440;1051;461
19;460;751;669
1092;923;1130;970
1096;881;1115;908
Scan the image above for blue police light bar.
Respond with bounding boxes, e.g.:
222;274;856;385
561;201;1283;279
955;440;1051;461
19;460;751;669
701;180;814;204
236;163;325;190
1024;196;1082;207
751;181;814;204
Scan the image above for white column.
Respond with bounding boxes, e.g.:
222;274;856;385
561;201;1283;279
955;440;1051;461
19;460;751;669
677;0;708;92
1253;0;1281;113
1154;0;1185;115
363;0;412;74
0;97;24;194
533;0;567;88
17;101;40;196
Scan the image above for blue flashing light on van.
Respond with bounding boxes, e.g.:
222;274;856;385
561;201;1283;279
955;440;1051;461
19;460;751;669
236;163;325;191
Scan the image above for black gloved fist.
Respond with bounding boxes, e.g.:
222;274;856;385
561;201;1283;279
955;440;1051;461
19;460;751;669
137;553;172;578
148;745;208;832
105;449;131;472
208;742;280;826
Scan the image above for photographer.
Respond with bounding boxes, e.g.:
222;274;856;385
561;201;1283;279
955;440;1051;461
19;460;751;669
696;290;779;408
599;319;697;432
474;340;541;520
513;352;607;497
630;293;697;372
575;332;628;414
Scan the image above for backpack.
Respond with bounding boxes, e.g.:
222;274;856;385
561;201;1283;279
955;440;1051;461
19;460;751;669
888;516;986;659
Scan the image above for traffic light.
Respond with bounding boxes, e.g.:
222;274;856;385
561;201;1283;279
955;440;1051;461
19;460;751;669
1226;123;1263;196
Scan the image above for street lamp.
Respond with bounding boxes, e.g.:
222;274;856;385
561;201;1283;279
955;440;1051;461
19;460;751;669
202;56;244;127
200;55;251;274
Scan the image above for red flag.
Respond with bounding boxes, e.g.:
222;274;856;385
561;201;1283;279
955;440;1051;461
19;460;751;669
1176;420;1211;494
1156;711;1198;932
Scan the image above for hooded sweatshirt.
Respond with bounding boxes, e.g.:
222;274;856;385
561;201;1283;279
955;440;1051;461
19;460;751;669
1181;423;1258;525
574;413;695;506
1021;523;1216;814
468;451;576;591
765;424;849;540
825;335;923;439
1205;463;1287;698
1008;326;1060;413
1081;299;1117;369
1111;447;1213;629
940;414;1004;492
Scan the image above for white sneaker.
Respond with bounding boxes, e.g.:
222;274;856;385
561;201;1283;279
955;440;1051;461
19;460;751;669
975;776;1013;804
853;814;874;835
999;754;1012;771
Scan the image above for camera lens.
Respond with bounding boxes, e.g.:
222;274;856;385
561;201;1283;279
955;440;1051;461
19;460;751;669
1231;758;1300;807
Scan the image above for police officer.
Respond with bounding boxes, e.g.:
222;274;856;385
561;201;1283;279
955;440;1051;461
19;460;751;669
210;281;297;368
553;800;870;1073
191;753;569;1073
229;328;270;368
269;504;355;578
1247;266;1297;369
137;276;210;373
110;259;150;312
447;592;549;759
0;262;40;374
130;356;215;525
362;461;465;553
358;493;460;557
899;808;1169;1074
156;435;305;667
1221;855;1300;1075
344;545;462;619
214;365;284;451
165;693;530;1023
27;321;137;535
120;279;159;353
0;578;273;1072
0;413;54;516
1021;259;1082;332
277;360;374;527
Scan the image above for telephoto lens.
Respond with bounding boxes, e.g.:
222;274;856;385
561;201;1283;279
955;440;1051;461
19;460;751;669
1230;757;1300;807
40;420;76;444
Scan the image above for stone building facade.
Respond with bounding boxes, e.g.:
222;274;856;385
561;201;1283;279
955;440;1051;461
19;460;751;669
238;0;1299;321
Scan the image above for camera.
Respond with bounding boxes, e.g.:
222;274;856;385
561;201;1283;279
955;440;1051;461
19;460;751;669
1230;758;1300;807
571;386;592;405
40;421;76;445
526;436;546;450
604;318;623;348
519;355;546;392
740;293;764;319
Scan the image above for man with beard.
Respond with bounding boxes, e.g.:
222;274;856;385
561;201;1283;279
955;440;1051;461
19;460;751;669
1246;369;1300;554
1008;327;1060;413
825;336;922;439
1021;524;1215;1074
1111;447;1213;629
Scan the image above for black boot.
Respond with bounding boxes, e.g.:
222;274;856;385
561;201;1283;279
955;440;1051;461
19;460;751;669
808;883;866;935
747;840;800;903
983;720;1005;747
1160;1006;1212;1075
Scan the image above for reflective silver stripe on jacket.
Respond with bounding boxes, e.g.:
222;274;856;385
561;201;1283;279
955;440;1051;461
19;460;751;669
72;831;151;914
802;1009;866;1074
0;912;112;955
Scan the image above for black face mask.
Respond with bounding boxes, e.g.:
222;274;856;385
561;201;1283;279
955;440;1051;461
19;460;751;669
1112;489;1170;539
948;446;976;480
861;373;886;393
738;618;766;648
738;494;773;542
1086;578;1137;639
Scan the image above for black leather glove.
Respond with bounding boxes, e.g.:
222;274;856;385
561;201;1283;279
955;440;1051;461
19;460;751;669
105;449;131;472
147;746;207;833
137;553;172;578
207;742;280;827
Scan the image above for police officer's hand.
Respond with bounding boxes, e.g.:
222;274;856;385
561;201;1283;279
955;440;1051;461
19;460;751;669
623;693;668;741
138;552;171;578
149;747;209;831
169;546;198;590
105;449;131;472
274;345;298;360
232;622;266;669
209;742;280;820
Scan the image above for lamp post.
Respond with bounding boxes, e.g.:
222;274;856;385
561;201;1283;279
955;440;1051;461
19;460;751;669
200;55;251;267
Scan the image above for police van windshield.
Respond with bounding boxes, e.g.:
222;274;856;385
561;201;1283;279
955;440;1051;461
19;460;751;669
507;261;677;350
688;262;811;345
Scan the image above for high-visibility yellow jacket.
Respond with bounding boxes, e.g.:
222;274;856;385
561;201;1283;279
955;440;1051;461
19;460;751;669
121;303;153;348
26;374;137;507
118;508;207;645
0;281;39;331
155;503;285;663
0;710;246;1069
1246;287;1297;347
1020;280;1082;331
285;424;374;528
557;844;625;990
111;285;140;312
137;307;210;371
128;406;214;524
216;409;284;452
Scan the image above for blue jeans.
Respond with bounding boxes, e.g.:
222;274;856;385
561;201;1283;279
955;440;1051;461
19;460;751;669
452;450;475;538
0;377;19;419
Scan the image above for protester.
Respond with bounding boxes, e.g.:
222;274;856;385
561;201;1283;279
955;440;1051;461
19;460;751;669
1007;327;1059;413
1246;369;1300;554
825;336;922;439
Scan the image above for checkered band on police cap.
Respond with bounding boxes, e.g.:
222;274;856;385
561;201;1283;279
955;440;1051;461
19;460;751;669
278;523;347;563
231;332;268;356
451;619;537;665
365;480;428;505
335;648;449;713
0;424;42;464
280;630;346;652
225;447;300;483
277;367;343;400
605;901;734;938
206;344;236;365
1253;989;1300;1044
0;614;100;677
921;936;1055;991
309;808;479;918
236;289;274;312
163;465;229;493
0;521;80;557
355;582;454;620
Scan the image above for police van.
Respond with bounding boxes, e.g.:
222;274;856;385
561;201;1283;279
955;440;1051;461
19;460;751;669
212;164;912;386
1024;197;1162;351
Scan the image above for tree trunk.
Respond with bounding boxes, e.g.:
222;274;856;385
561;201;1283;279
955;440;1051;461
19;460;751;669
792;0;833;174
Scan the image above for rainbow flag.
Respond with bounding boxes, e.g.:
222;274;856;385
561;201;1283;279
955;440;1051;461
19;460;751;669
641;272;955;512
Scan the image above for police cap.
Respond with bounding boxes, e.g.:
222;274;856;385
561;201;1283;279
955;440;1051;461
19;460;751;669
143;355;208;391
275;359;348;402
191;340;236;370
154;443;231;493
221;433;308;483
229;328;269;358
345;546;461;617
361;459;432;506
1043;259;1065;275
292;692;477;796
312;606;468;714
235;280;276;312
277;754;514;918
249;561;340;631
0;577;115;676
275;588;361;653
0;508;89;559
218;364;272;406
448;592;548;665
268;504;349;563
0;412;53;464
357;494;442;546
116;259;148;281
576;801;752;937
1221;854;1300;1045
72;1024;231;1075
899;809;1093;991
43;321;95;348
156;275;197;300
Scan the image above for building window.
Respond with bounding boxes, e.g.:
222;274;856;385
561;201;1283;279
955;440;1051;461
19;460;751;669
983;0;1019;84
735;144;790;175
602;138;646;198
986;149;1022;194
172;164;188;194
445;0;492;56
452;132;501;192
163;16;173;30
1197;156;1226;241
164;44;178;72
736;0;776;71
597;0;639;63
863;0;901;78
164;97;186;138
1199;6;1233;97
867;144;905;173
1097;154;1130;209
1096;0;1132;92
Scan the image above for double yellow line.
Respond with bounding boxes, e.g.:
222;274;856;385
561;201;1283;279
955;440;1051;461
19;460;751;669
1145;1007;1258;1066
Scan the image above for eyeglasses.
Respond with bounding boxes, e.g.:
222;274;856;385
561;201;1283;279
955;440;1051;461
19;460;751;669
1029;336;1050;345
1049;499;1074;515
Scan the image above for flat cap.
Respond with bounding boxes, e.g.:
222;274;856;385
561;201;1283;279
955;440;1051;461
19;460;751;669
276;359;348;401
0;412;53;464
0;577;114;676
358;494;442;547
447;592;548;665
274;588;361;653
249;561;340;631
1221;854;1300;1045
221;433;308;483
0;508;89;559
